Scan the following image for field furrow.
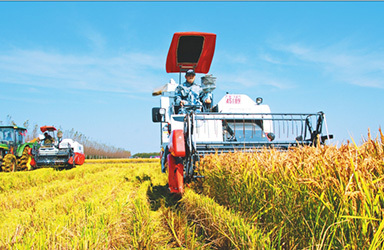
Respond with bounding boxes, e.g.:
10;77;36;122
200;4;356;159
181;189;271;249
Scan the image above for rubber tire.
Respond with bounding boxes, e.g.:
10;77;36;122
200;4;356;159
1;154;17;172
18;146;33;171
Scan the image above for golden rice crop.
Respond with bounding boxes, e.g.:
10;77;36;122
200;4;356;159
199;130;384;249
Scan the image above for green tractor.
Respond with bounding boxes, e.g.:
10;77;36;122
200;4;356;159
0;125;36;172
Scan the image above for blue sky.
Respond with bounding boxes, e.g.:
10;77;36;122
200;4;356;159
1;2;384;153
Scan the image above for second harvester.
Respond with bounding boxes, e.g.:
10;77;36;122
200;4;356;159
31;126;85;169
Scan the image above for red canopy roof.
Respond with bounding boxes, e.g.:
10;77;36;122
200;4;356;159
40;126;57;132
166;32;216;74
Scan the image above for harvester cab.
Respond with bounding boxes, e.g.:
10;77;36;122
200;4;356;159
31;126;85;169
152;32;333;194
0;125;36;172
41;126;57;146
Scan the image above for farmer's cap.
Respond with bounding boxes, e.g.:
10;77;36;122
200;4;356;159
185;69;195;76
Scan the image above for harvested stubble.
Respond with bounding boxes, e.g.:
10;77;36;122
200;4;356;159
182;189;271;249
0;162;173;249
0;161;217;249
199;131;384;249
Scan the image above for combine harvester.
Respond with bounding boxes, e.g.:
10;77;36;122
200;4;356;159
152;32;333;194
31;126;85;169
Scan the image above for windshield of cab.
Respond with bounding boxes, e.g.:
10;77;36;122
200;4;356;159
0;128;14;143
16;130;25;144
41;130;56;146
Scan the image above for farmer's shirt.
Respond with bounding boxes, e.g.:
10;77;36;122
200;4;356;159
175;81;211;107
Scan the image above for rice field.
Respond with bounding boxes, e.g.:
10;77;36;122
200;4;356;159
199;131;384;249
1;132;384;249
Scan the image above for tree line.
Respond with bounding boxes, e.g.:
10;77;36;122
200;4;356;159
131;152;160;158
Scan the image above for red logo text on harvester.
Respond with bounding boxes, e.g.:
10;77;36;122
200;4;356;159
225;95;241;104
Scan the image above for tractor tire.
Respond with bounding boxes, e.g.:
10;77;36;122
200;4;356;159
18;146;33;171
1;154;17;172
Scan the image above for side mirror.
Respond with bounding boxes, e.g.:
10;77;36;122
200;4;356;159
152;108;166;123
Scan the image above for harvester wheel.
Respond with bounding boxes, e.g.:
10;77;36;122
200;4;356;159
1;154;17;172
18;146;33;171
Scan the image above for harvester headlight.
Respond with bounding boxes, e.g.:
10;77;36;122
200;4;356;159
159;108;166;115
267;133;275;141
256;97;263;105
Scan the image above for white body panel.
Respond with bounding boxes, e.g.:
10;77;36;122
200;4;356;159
154;80;274;149
218;94;273;134
218;94;271;114
38;147;60;156
158;79;179;147
194;119;223;142
59;139;84;154
37;135;84;155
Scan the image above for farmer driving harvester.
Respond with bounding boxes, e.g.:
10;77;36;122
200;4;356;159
43;132;54;145
175;69;213;114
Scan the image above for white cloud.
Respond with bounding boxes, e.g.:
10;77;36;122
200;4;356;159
275;42;384;89
218;69;295;91
215;51;249;64
0;91;47;104
259;53;284;65
83;29;106;52
0;49;165;94
212;50;295;91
